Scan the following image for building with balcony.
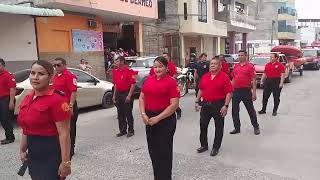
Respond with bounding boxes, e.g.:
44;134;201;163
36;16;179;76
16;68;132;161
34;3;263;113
246;0;299;54
2;0;157;78
143;0;227;66
216;0;257;54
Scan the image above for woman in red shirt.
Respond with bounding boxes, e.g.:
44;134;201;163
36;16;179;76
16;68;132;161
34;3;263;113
18;60;71;180
139;56;180;180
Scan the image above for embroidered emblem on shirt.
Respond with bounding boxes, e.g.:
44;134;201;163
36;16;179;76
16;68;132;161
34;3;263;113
61;102;70;112
73;78;77;85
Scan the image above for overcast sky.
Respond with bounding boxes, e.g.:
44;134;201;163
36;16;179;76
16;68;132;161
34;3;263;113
296;0;320;19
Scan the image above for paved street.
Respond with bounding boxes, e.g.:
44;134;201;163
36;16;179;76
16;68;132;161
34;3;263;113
1;70;320;180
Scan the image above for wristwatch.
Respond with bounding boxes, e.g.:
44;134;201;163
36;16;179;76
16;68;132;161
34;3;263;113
224;104;229;108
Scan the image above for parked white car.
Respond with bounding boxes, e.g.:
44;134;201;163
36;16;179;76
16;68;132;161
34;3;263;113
13;68;114;115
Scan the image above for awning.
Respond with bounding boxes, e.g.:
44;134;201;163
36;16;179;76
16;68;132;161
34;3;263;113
0;4;64;17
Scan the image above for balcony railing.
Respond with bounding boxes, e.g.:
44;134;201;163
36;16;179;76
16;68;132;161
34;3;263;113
216;10;256;27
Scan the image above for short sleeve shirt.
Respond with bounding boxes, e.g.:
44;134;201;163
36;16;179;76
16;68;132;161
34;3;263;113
17;88;71;136
52;69;77;102
264;61;286;78
142;75;180;111
0;70;16;98
221;61;230;75
112;66;136;92
232;62;256;89
194;61;210;80
199;71;233;102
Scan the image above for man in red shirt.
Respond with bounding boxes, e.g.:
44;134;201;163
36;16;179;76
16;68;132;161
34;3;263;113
258;53;286;116
230;50;260;135
112;56;136;137
219;55;231;77
195;58;233;156
52;57;78;157
0;58;16;144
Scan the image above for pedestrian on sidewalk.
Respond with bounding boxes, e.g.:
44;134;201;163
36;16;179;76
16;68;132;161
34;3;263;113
230;50;260;135
0;58;16;145
194;53;209;96
112;56;136;138
139;56;180;180
77;59;86;71
195;58;233;156
258;53;285;116
52;57;78;158
17;60;71;179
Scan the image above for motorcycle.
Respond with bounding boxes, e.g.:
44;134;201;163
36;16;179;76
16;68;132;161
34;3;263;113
177;67;195;97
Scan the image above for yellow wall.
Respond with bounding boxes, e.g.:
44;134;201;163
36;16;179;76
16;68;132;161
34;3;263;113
36;14;103;53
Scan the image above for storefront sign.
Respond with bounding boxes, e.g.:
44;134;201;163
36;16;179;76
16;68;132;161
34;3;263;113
72;30;104;52
120;0;153;8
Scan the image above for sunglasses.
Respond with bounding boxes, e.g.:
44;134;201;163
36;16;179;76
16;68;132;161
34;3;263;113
53;64;62;67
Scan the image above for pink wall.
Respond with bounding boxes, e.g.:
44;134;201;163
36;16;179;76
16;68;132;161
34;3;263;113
56;0;158;19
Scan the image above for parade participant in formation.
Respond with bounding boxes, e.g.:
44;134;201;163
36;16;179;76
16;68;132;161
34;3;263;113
18;60;71;179
0;58;16;145
219;55;231;77
149;53;182;120
230;50;260;135
194;53;209;96
112;56;136;137
195;58;233;156
258;53;285;116
139;56;180;180
52;57;78;157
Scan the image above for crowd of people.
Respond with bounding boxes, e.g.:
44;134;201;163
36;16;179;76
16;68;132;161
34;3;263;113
0;48;286;179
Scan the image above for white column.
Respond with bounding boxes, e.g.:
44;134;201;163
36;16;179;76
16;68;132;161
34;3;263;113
180;35;185;66
200;36;204;53
217;36;221;55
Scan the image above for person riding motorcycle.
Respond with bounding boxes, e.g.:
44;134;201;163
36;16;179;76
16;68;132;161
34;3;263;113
185;53;197;92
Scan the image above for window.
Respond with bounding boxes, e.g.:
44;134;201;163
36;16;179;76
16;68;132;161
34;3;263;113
158;0;166;19
198;0;207;22
70;69;95;83
184;3;188;20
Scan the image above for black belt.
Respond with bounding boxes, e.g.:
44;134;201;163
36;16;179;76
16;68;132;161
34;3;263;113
201;99;224;106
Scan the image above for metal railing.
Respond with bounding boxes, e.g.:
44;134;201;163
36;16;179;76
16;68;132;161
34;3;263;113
216;10;256;27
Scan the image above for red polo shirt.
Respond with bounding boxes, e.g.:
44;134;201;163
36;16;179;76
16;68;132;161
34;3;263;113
149;61;177;77
112;65;136;92
221;61;230;75
52;69;77;102
264;61;285;78
232;62;256;89
142;75;180;111
0;70;16;98
17;88;71;136
199;71;233;102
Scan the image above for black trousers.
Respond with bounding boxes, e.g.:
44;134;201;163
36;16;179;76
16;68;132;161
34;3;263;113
27;135;61;180
200;100;225;150
70;101;78;156
262;78;282;113
115;91;134;133
232;88;259;130
146;110;176;180
0;96;14;140
195;79;200;97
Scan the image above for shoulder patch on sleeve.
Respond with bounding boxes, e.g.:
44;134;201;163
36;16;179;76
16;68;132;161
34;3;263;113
73;78;77;85
61;102;70;112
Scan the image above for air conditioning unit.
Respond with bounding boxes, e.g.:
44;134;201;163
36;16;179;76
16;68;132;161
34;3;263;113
221;0;231;5
88;19;97;28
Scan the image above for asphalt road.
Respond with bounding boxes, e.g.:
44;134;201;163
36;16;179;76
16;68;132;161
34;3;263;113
1;70;320;180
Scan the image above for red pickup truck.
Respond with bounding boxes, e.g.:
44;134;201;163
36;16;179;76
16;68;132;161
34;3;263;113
301;47;320;70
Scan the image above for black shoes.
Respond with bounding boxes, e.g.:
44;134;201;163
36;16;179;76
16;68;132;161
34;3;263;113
272;112;277;116
1;139;15;145
116;132;127;137
229;129;240;134
254;128;260;135
258;110;266;114
210;149;219;157
197;146;208;153
127;132;134;138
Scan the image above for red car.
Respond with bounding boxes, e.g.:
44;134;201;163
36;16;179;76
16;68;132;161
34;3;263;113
301;47;320;70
